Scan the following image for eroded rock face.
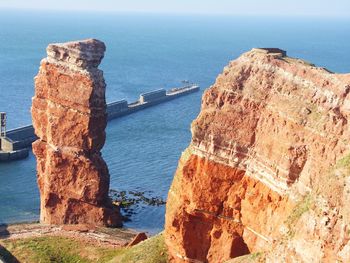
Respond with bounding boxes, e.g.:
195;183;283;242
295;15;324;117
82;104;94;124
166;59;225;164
32;39;121;227
165;48;350;262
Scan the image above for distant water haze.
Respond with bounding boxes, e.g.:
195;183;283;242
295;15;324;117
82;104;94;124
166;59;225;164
0;11;349;234
1;0;350;17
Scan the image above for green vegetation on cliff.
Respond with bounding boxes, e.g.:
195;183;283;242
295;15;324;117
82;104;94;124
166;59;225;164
286;194;313;237
335;153;350;174
111;233;167;263
0;233;167;263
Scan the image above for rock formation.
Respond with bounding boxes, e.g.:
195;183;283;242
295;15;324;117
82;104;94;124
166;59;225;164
31;39;121;227
165;48;350;262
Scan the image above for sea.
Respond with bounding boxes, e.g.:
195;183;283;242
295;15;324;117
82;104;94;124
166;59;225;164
0;10;349;234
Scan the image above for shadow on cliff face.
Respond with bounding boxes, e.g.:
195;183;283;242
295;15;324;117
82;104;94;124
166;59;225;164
0;224;20;263
0;224;10;238
180;214;250;261
230;236;250;258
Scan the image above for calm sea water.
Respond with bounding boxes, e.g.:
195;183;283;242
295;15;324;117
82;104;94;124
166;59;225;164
0;11;349;234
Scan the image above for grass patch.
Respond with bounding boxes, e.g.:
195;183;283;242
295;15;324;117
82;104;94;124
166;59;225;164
110;233;167;263
0;233;167;263
285;194;313;237
0;236;121;263
335;153;350;173
250;252;263;260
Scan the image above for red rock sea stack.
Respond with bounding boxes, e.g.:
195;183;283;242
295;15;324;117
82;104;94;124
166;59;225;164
165;48;350;262
31;39;121;227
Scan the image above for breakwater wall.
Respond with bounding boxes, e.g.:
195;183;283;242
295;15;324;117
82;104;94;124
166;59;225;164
107;86;199;119
0;85;199;161
0;126;35;161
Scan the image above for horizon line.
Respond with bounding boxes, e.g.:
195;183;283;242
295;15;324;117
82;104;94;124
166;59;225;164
0;7;349;18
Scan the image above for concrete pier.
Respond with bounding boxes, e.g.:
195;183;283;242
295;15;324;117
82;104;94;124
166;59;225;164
0;84;199;162
0;126;33;161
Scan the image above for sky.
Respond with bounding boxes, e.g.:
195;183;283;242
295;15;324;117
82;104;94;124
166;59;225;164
0;0;349;17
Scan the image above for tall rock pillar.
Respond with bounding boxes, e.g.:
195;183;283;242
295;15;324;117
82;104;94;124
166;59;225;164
31;39;121;227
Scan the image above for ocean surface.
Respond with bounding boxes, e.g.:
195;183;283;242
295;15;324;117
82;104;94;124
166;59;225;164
0;11;349;234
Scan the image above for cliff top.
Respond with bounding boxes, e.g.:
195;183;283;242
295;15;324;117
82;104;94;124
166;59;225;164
46;38;106;70
251;47;287;57
196;47;350;194
245;48;350;76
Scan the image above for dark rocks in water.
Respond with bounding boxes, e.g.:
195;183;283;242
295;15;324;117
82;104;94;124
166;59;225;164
110;189;166;222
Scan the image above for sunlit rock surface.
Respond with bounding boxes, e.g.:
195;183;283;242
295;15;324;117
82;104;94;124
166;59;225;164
165;48;350;262
31;39;121;227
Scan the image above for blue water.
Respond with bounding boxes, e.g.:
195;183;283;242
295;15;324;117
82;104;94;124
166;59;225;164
0;11;349;234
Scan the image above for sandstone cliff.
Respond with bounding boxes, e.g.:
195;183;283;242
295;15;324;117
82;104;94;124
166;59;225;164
31;39;121;227
165;48;350;262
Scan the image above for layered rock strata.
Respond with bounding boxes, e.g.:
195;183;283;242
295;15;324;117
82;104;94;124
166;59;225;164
31;39;121;227
165;48;350;262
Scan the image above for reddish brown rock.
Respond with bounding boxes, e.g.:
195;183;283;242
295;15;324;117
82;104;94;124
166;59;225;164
165;48;350;262
31;39;121;227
